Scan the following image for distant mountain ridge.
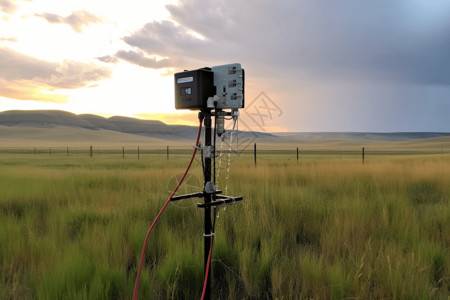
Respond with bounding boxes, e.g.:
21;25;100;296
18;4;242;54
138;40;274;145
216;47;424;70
0;110;187;138
0;110;272;140
0;110;448;142
273;132;450;141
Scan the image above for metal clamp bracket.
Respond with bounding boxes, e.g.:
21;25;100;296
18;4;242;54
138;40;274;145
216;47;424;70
197;195;243;208
204;181;216;194
203;146;212;158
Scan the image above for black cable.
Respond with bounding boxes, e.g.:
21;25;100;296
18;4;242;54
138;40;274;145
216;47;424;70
213;102;218;200
133;119;203;300
200;146;206;180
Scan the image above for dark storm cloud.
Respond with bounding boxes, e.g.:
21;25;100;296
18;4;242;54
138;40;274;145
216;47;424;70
123;20;205;54
97;55;119;64
0;47;111;89
117;19;240;70
115;50;173;68
97;50;178;69
120;0;450;86
115;0;450;131
120;20;222;69
35;10;104;33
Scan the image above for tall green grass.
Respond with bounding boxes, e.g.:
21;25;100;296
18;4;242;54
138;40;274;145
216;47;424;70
0;153;449;299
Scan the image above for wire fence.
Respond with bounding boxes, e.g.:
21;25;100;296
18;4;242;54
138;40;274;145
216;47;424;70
0;146;187;157
0;143;449;160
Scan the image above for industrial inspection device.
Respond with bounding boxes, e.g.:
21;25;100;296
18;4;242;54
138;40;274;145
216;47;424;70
173;63;245;300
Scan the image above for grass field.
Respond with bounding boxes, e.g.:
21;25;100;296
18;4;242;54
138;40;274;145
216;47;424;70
0;151;449;299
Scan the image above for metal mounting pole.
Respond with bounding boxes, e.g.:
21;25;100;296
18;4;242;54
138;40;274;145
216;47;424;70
202;109;212;300
170;110;243;300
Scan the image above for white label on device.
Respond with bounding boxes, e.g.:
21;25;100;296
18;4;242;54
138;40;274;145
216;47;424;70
177;77;193;84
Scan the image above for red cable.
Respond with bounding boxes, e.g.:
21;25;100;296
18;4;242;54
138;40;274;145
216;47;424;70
200;235;213;300
132;120;203;300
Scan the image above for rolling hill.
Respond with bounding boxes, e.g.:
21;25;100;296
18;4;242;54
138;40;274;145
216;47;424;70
0;110;192;139
0;110;449;149
0;110;271;147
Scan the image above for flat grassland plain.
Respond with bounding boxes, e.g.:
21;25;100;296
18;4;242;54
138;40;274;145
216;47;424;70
1;140;449;299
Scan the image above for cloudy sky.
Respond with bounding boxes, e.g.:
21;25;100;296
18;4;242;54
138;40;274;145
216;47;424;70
1;0;449;132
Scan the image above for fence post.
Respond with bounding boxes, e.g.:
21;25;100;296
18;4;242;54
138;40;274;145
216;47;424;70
362;147;365;165
50;147;52;156
254;143;257;167
90;145;93;158
67;147;69;156
297;147;299;163
138;146;140;160
122;147;125;159
167;145;169;160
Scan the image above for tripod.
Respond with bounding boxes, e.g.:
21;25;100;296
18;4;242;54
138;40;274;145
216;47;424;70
171;109;243;300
